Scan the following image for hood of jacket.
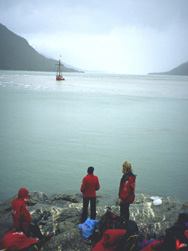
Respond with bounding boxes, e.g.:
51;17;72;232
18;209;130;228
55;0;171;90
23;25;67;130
18;188;29;200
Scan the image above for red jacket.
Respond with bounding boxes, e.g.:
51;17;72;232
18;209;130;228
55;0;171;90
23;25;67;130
11;188;32;234
0;231;37;250
81;174;100;198
141;240;163;251
92;229;127;251
119;173;136;204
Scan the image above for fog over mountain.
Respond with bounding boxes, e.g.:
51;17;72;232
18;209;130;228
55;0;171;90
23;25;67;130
0;23;187;76
0;0;187;74
0;23;79;72
149;61;188;76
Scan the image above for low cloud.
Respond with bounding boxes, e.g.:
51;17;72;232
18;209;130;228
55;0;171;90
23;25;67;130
0;0;188;74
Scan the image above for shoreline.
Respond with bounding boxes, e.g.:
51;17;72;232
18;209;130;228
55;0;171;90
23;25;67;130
0;190;186;206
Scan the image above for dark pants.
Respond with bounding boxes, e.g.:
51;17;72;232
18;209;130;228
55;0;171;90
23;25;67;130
120;203;130;221
81;197;96;223
17;222;43;241
29;222;44;240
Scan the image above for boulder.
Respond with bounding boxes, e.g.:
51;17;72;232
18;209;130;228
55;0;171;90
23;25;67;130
0;192;187;251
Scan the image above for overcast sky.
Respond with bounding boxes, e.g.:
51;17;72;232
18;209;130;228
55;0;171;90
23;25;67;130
0;0;188;74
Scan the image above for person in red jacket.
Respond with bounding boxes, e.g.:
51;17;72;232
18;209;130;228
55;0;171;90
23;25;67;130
0;231;42;251
80;166;100;223
119;161;136;221
11;188;51;242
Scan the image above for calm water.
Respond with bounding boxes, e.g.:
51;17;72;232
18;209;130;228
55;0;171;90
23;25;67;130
0;71;188;203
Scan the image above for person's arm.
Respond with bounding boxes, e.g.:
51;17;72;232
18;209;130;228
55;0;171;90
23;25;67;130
23;203;32;222
95;177;100;191
80;178;86;193
119;181;129;201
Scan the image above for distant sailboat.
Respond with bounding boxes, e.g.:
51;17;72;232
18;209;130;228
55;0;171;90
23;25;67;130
56;58;65;81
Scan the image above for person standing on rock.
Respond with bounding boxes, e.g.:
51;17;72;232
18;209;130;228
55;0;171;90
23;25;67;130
80;166;100;223
119;161;136;221
11;188;51;242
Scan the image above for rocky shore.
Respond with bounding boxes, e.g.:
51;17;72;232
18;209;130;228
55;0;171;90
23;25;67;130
0;192;188;251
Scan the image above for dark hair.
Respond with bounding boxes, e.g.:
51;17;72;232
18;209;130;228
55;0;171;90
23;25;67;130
87;166;94;174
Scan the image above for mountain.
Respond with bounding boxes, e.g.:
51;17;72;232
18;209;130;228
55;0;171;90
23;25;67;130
0;24;80;72
149;61;188;76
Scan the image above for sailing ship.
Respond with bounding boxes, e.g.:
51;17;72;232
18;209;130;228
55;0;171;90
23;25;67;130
56;58;65;81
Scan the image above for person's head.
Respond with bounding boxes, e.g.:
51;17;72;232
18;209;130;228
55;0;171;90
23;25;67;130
87;166;94;174
18;188;29;200
122;161;132;174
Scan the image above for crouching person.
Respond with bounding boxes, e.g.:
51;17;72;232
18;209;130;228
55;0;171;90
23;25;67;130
11;188;51;242
0;231;42;251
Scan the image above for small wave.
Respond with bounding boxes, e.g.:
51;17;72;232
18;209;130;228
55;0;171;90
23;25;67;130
138;128;171;134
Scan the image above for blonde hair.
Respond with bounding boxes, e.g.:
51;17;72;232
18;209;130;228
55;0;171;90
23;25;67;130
122;161;132;174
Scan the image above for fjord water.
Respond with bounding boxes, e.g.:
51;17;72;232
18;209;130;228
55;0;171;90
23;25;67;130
0;71;188;203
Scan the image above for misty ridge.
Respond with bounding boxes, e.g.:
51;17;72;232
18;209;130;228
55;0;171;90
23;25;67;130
0;23;188;76
0;23;80;73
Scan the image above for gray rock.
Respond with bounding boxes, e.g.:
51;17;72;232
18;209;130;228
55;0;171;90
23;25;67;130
0;191;187;251
52;194;81;203
44;229;92;251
